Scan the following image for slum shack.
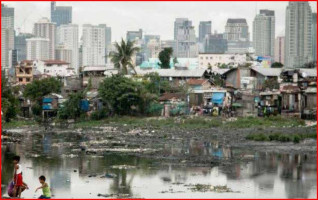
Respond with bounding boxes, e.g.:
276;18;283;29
42;93;64;119
232;91;257;117
280;85;301;118
258;90;281;116
302;86;317;119
158;93;187;117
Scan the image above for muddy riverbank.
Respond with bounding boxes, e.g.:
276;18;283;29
1;117;317;198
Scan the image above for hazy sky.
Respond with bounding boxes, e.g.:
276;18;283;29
4;1;317;42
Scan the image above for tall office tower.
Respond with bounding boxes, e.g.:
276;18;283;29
312;13;317;62
175;19;197;58
33;18;56;59
51;1;72;27
144;35;160;59
126;29;143;42
97;24;112;63
199;21;212;43
224;18;250;53
1;4;15;74
82;24;106;66
26;38;50;60
274;36;285;65
253;10;275;57
285;2;313;68
204;34;228;54
56;24;79;72
15;33;34;61
174;18;188;40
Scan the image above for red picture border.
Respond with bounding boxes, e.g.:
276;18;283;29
0;0;317;199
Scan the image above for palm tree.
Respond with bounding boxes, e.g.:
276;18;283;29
109;39;140;75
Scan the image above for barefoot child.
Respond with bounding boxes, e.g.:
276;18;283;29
13;155;25;198
35;176;51;199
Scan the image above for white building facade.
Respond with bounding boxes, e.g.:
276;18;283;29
33;60;75;77
285;2;313;68
33;18;56;60
26;38;50;60
82;24;106;66
198;53;247;69
56;24;79;73
253;10;275;57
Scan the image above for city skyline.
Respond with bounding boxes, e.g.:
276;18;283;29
5;1;317;42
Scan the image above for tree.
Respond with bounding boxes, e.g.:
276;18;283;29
271;62;284;68
1;75;19;122
58;92;85;120
173;57;178;67
109;39;140;75
302;61;316;68
158;48;173;69
98;75;145;115
24;77;62;102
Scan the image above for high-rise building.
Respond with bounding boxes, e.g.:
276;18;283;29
1;4;15;74
33;18;56;59
161;40;177;57
204;34;227;54
26;38;50;60
224;18;250;54
174;18;188;40
56;24;79;72
312;13;317;62
126;29;143;42
51;1;72;27
97;24;112;64
285;2;313;68
8;49;17;70
199;21;212;43
82;24;106;66
15;33;34;61
175;18;197;58
253;10;275;57
274;36;285;64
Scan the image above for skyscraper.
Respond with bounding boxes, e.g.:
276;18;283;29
56;24;79;72
1;4;15;73
224;18;250;53
33;18;56;60
174;18;197;58
15;33;34;61
253;10;275;57
274;36;285;64
82;24;106;66
98;24;112;64
204;34;227;54
126;29;143;42
51;1;72;27
26;38;50;60
312;13;317;62
174;18;188;40
199;21;212;43
285;2;313;68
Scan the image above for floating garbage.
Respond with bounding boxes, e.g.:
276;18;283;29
187;184;237;193
111;165;136;170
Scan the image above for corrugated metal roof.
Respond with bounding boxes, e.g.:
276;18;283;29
299;68;317;77
251;67;282;77
83;66;107;72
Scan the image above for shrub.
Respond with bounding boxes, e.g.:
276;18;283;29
90;109;108;120
293;135;300;143
269;133;280;141
278;135;291;142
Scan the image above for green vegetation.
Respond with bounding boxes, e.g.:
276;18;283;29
109;39;140;75
271;62;283;68
24;77;62;101
224;116;305;128
158;48;173;69
58;92;85;120
246;132;316;143
1;75;19;122
2;120;36;129
263;78;279;90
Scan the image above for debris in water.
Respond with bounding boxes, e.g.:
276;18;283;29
187;184;237;193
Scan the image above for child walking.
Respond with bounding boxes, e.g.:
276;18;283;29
35;176;51;199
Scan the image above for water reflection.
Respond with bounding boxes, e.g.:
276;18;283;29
1;134;317;199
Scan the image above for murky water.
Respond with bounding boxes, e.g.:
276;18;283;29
1;132;317;199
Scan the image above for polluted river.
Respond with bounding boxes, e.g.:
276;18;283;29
1;122;317;199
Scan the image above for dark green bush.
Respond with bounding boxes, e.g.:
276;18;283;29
90;109;108;120
293;135;300;143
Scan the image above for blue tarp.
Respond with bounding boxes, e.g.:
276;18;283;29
80;100;89;112
43;98;53;103
212;92;225;105
42;104;52;110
